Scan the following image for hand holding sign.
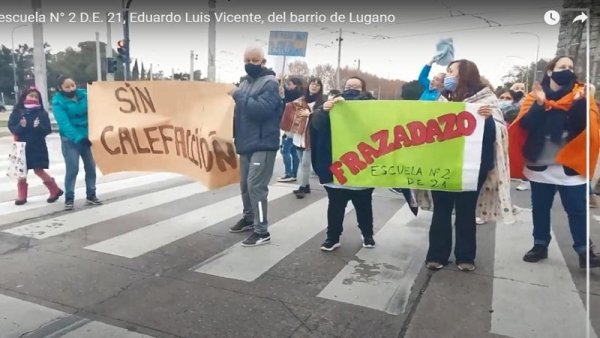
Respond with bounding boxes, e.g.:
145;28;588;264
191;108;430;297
323;97;345;111
323;100;334;111
80;138;92;147
477;105;493;119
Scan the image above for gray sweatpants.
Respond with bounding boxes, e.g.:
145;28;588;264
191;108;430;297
240;151;277;235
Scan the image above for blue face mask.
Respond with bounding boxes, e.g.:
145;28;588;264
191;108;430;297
443;75;458;92
498;100;512;111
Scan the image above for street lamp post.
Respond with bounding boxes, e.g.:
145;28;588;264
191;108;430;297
11;24;28;104
511;31;540;83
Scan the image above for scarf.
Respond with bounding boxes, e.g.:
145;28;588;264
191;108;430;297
540;81;576;144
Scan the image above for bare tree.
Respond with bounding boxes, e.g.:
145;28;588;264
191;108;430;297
311;64;336;91
287;60;311;79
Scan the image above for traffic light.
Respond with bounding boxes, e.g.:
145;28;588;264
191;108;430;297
106;57;117;73
116;39;129;63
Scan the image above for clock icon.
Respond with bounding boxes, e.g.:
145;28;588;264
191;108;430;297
544;10;561;25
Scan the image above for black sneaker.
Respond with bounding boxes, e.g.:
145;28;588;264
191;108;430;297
277;175;296;183
86;196;102;205
64;200;74;211
320;239;341;252
229;219;254;233
523;244;548;263
241;232;271;247
293;185;310;199
579;250;600;269
362;235;375;248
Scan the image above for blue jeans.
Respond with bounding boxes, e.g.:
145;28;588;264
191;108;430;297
530;181;587;254
280;136;298;177
61;137;97;201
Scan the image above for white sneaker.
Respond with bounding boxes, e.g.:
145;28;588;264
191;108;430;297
516;181;530;191
476;217;486;225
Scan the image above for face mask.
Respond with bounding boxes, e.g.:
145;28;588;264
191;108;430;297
443;75;458;92
342;89;361;100
63;90;76;98
509;90;524;102
550;69;576;86
24;103;41;110
498;101;512;111
245;63;262;78
23;98;40;110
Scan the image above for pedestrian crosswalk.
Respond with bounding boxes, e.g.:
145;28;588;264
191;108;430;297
194;197;352;282
0;134;597;338
0;293;152;338
85;185;292;259
3;182;205;239
318;203;430;315
491;209;595;338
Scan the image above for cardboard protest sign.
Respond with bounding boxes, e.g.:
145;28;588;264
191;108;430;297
330;100;485;191
88;81;239;190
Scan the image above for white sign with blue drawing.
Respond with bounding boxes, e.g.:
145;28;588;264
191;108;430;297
268;31;308;57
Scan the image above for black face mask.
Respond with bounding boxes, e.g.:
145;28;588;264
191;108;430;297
509;90;524;102
62;90;76;98
342;89;361;100
550;69;576;86
245;63;262;78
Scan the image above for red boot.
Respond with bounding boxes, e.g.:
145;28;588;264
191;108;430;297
43;178;64;203
15;180;28;205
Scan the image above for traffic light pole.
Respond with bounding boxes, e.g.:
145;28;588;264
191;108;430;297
122;0;132;80
105;14;114;81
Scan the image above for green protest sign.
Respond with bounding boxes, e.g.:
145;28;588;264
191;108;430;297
330;100;485;191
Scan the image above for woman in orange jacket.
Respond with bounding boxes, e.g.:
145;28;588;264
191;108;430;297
508;55;599;269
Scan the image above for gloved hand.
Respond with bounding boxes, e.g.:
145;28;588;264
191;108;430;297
80;138;92;147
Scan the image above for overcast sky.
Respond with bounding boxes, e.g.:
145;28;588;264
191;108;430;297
1;0;590;87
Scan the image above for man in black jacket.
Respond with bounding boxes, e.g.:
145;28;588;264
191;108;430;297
228;46;283;247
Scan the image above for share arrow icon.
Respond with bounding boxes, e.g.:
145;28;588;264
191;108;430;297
572;12;588;24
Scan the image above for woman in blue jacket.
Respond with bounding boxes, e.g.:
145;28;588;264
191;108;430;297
51;75;101;210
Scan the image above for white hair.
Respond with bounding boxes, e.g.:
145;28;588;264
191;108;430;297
244;45;265;59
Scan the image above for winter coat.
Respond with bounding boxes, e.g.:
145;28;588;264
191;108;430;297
51;89;89;143
508;82;599;180
418;64;441;101
232;68;283;154
280;95;325;150
8;107;52;169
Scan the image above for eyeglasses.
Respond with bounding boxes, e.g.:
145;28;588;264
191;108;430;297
344;85;362;90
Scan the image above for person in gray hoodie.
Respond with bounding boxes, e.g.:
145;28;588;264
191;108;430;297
228;46;283;247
